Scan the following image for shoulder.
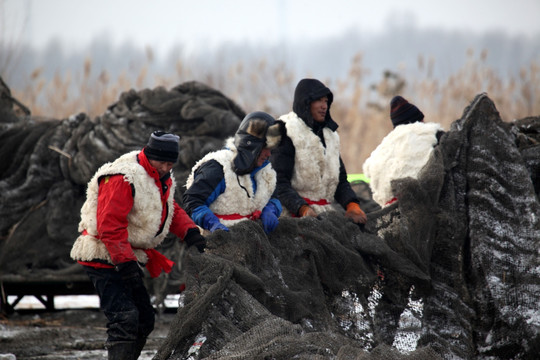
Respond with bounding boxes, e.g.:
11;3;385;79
193;145;234;172
278;111;298;123
93;151;141;182
279;112;307;131
395;121;442;136
195;159;225;178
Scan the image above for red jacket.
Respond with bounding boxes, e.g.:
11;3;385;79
80;151;197;272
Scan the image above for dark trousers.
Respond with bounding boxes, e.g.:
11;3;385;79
83;265;155;344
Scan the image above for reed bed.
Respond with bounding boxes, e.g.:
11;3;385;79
10;49;540;172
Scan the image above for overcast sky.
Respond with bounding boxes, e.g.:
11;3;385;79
3;0;540;56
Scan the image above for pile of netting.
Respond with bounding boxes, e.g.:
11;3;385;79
155;94;540;359
0;80;244;278
1;76;539;359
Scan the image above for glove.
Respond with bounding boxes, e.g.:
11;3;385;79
344;202;367;224
298;205;317;217
115;260;144;287
184;228;206;253
260;205;279;234
202;212;229;232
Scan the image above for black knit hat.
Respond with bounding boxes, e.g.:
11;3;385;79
143;131;180;163
390;96;424;128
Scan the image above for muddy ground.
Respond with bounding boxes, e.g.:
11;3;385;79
0;308;176;359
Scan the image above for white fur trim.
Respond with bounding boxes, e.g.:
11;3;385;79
71;151;175;263
186;138;277;227
279;112;341;214
266;123;281;149
362;122;442;206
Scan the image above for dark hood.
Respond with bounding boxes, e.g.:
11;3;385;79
292;78;335;129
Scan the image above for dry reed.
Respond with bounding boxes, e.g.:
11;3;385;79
10;49;540;172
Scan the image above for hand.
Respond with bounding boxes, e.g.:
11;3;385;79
203;212;230;232
260;206;279;233
344;202;367;224
184;228;207;253
299;205;317;218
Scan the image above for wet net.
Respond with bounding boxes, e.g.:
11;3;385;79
155;94;540;360
1;79;539;359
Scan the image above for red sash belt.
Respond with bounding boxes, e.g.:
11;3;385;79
216;210;262;221
303;197;330;206
79;230;174;278
78;248;174;278
142;248;175;278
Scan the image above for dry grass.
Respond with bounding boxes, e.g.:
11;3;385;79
10;49;540;173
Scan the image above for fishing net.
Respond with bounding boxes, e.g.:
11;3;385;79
1;78;538;359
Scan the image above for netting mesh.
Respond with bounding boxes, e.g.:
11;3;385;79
0;81;244;277
155;214;443;360
155;94;540;359
1;79;539;359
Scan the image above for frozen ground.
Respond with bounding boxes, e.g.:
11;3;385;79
1;290;422;359
0;295;178;360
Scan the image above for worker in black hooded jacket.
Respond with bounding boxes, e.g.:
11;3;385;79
270;78;367;224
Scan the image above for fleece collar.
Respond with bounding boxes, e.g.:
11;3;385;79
137;150;172;191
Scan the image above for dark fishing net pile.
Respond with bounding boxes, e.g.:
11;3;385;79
1;76;539;359
0;80;244;279
156;94;540;360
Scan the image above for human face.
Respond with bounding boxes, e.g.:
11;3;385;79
256;148;272;167
149;159;174;179
310;96;329;123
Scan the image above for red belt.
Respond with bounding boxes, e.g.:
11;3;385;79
303;197;330;206
142;248;175;278
216;210;262;220
79;230;174;278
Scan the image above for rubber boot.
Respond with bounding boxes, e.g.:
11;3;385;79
107;341;137;360
133;337;147;359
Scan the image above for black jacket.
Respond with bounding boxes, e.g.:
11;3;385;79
270;79;359;215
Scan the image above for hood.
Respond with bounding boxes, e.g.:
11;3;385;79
233;111;281;175
292;78;334;128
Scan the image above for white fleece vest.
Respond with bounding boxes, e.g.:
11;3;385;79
185;138;277;227
70;151;175;264
362;122;442;206
279;112;341;214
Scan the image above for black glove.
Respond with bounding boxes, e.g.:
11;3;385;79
115;260;144;287
184;228;206;253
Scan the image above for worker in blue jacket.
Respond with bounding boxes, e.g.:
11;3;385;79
183;111;282;234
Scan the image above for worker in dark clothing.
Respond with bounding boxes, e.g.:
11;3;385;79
270;78;367;224
183;111;283;234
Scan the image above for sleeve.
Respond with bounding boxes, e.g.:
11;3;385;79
183;160;225;214
333;156;360;209
182;160;226;227
96;174;137;265
169;201;199;240
270;133;307;216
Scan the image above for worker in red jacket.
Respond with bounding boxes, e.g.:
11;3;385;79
71;131;206;360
